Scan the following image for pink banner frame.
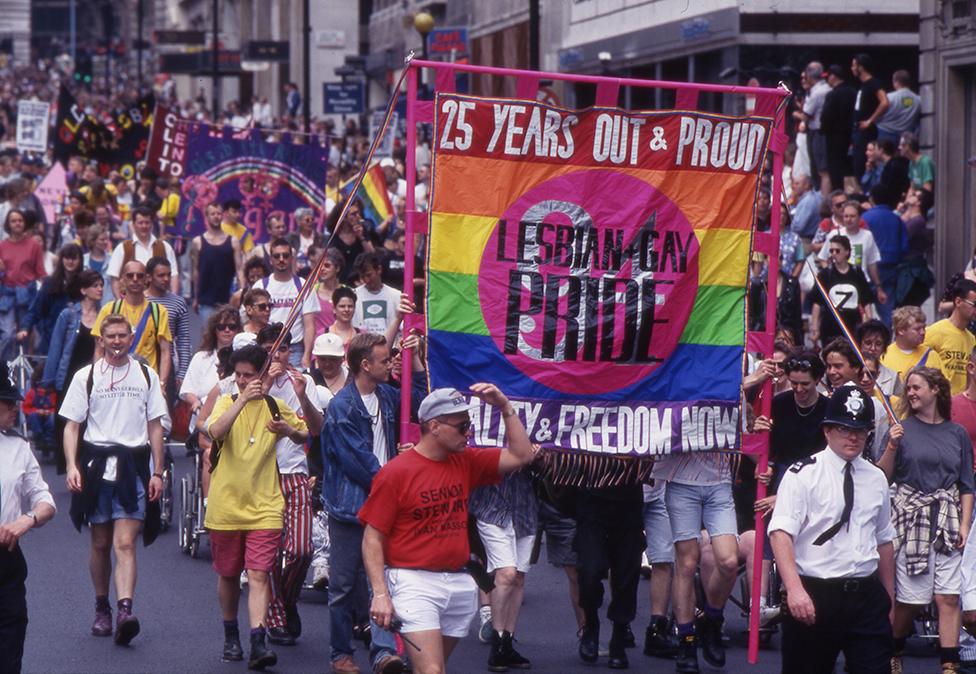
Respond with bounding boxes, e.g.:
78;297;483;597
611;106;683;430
400;59;788;664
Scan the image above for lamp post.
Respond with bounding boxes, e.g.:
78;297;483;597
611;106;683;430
413;11;434;95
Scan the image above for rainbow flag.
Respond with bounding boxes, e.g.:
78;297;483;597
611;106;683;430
425;93;773;464
340;163;395;230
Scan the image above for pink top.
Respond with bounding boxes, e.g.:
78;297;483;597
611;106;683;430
0;237;46;287
951;392;976;464
313;291;336;338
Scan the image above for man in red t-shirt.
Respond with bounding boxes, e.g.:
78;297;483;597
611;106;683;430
360;384;536;674
951;347;976;464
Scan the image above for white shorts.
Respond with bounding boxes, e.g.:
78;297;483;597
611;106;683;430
386;568;478;638
476;519;536;574
895;545;962;604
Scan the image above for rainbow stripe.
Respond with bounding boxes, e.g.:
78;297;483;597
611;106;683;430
341;163;395;228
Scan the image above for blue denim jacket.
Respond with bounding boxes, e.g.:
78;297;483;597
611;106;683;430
22;280;70;354
321;380;399;523
42;302;82;389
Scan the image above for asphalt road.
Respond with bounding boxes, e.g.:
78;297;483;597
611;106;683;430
19;451;941;674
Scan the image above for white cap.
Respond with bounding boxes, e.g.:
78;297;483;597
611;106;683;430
232;332;257;351
379;157;396;169
312;333;345;357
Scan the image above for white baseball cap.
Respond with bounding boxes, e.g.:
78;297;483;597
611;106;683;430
418;388;478;423
312;333;345;357
232;332;257;351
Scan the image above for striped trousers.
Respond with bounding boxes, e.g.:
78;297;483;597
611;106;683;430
267;473;313;629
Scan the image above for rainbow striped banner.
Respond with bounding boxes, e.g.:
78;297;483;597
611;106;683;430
340;163;395;230
426;93;773;458
173;125;329;241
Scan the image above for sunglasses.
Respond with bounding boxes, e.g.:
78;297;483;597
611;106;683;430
441;419;471;434
216;323;239;332
272;252;292;260
248;302;270;311
124;272;146;280
787;358;813;370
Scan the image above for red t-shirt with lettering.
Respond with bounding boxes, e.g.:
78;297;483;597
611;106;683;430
358;447;502;570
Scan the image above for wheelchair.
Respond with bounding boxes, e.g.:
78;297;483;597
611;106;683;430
694;559;782;647
157;442;178;532
178;436;208;558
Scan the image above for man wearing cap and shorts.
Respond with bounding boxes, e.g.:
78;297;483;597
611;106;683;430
361;385;537;674
770;384;896;674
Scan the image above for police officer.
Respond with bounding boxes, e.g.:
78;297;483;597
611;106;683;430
769;384;896;674
0;362;56;673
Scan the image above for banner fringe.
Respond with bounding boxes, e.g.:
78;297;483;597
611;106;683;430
539;451;654;488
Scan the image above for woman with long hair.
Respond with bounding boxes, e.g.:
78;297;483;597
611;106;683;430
314;248;344;338
0;209;46;359
42;269;104;473
877;366;974;674
17;243;83;353
179;306;243;421
328;286;358;348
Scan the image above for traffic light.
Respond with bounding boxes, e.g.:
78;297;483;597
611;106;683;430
74;53;93;85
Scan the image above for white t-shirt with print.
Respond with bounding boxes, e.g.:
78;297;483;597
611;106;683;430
816;227;881;279
255;275;320;345
353;284;401;336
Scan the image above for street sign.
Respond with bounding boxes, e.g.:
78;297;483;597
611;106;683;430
154;30;206;45
427;27;468;56
244;41;289;62
370;110;398;158
324;82;364;115
16;100;49;154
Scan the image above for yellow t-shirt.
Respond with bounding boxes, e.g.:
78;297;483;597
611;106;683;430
221;220;254;253
92;299;173;372
205;394;306;530
157;193;180;230
881;343;947;388
924;319;976;395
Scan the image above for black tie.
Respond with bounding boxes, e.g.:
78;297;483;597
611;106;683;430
813;461;853;546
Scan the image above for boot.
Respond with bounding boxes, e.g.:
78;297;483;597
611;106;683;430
578;622;599;664
91;604;112;638
502;631;530;669
222;635;244;661
644;617;678;658
267;626;296;646
488;631;509;672
248;629;278;671
608;623;630;669
696;614;725;667
113;603;140;646
675;633;699;674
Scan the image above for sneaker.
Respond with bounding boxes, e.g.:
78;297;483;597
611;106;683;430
758;603;781;628
240;570;249;587
478;606;494;644
372;653;405;674
113;607;140;646
675;634;699;674
644;620;678;658
91;606;112;637
222;636;244;662
695;614;725;667
890;654;903;674
248;632;277;671
331;654;362;674
267;626;296;646
312;565;330;591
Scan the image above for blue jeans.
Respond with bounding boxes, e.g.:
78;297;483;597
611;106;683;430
877;264;898;329
327;517;397;665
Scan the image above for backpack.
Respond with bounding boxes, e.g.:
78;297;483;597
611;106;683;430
110;299;161;362
122;239;166;268
208;394;281;473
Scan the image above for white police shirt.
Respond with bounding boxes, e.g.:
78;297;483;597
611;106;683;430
0;430;56;526
769;447;895;579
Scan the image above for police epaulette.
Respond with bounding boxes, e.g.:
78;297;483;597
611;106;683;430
789;456;817;473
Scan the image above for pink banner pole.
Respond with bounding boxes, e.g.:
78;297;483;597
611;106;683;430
400;64;419;442
747;105;787;665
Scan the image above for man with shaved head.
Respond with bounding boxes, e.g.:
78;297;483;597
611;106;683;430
93;260;173;392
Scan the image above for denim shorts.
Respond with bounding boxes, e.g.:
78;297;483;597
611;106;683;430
89;479;146;524
643;487;674;564
664;481;737;543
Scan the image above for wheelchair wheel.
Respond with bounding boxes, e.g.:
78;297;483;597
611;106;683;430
159;458;174;532
178;476;191;553
189;530;201;559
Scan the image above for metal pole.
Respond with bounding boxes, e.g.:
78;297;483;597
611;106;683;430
136;0;143;96
529;0;540;71
212;0;220;120
69;0;76;64
302;0;310;136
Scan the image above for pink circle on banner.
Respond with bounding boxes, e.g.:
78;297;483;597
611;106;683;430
478;170;700;395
